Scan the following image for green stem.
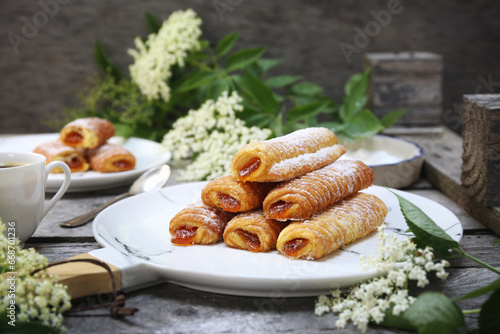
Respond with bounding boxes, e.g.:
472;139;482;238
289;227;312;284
462;309;481;315
459;249;500;275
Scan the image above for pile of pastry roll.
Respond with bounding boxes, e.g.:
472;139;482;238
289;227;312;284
34;117;136;173
169;127;388;260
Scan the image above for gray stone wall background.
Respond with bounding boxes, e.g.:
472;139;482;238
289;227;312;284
1;0;499;134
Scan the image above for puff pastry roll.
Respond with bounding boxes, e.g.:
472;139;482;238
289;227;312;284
60;117;115;149
276;193;387;260
34;139;89;173
231;127;346;182
223;210;287;252
263;159;374;221
86;144;136;173
201;175;277;212
169;202;235;245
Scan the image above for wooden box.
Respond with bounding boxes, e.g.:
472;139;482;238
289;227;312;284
364;52;443;126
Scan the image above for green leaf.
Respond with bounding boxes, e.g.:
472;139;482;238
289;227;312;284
94;40;123;81
403;292;466;334
381;109;407;128
216;32;240;57
343;109;384;139
286;101;328;123
479;288;500;333
345;68;370;98
290;82;323;96
205;78;230;101
265;75;302;88
379;307;416;331
454;278;500;301
257;58;283;73
145;12;162;33
392;191;460;255
177;70;218;92
234;69;278;114
225;47;266;72
343;95;368;119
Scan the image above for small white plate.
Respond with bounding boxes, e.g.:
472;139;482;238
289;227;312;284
340;135;425;189
0;133;171;192
92;182;462;297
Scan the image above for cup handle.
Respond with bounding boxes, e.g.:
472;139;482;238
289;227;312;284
42;161;71;219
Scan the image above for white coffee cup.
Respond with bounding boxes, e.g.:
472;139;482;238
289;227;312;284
0;152;71;245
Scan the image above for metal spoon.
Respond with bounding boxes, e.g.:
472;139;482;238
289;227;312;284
60;164;171;228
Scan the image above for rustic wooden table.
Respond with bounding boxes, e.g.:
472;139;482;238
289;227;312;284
13;128;500;333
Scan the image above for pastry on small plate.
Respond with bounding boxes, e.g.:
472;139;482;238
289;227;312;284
86;144;136;173
34;139;89;173
60;117;115;149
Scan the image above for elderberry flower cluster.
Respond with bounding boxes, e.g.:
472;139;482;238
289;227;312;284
314;224;449;333
128;9;202;101
0;219;72;332
162;91;272;181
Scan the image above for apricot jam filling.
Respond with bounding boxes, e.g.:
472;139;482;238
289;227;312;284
235;229;261;252
113;160;134;169
66;156;83;169
217;192;241;212
282;238;309;257
65;131;83;144
269;201;293;219
239;157;261;179
171;225;198;245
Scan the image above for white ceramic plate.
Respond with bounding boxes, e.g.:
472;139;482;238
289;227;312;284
92;182;463;297
0;133;171;192
340;135;425;189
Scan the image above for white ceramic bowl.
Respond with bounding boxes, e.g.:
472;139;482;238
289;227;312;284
339;135;424;189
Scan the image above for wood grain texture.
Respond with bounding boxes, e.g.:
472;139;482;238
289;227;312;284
400;127;500;236
461;94;500;206
1;0;500;133
26;232;500;333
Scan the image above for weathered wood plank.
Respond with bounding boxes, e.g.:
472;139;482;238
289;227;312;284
461;94;500;207
364;52;443;126
400;127;500;236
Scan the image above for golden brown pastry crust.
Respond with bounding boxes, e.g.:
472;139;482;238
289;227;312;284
201;175;277;212
86;144;136;173
263;159;374;221
231;127;345;182
276;193;387;260
223;210;287;252
34;139;89;173
60;117;115;149
169;202;236;245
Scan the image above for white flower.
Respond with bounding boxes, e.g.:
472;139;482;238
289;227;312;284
128;9;202;101
162;91;271;181
315;226;450;332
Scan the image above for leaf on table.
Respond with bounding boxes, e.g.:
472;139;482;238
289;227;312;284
225;47;266;72
94;40;123;81
145;12;162;33
403;292;466;334
479;288;500;334
391;192;460;257
216;32;240;57
0;315;60;334
454;278;500;301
